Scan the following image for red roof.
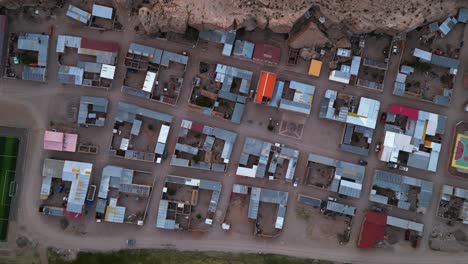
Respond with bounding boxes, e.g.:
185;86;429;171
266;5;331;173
255;71;277;103
80;38;119;53
358;211;387;248
190;122;204;133
253;43;281;64
464;73;468;86
64;210;83;219
388;104;419;120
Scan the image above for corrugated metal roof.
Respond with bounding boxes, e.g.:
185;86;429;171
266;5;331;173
92;4;113;19
160;51;188;67
430;54;459;69
326;201;356;216
298;195;321;207
459;8;468;23
58;65;83;85
18;33;49;67
233;40;255;58
66;5;91;24
22;66;46;82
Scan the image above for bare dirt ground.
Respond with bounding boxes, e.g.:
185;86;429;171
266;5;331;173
0;3;468;264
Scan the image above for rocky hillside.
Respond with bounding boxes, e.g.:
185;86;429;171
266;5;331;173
1;0;467;49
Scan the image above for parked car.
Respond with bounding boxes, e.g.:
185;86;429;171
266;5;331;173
399;166;409;172
126;239;136;246
375;142;381;153
387;162;398;169
392;45;398;55
380;113;387;124
405;229;410;241
358;160;368;166
464;102;468;112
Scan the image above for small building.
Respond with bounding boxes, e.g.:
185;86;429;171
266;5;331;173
308;59;322;77
43;131;78;152
233;40;255;59
252;43;281;64
459;8;468;23
358;211;387;248
66;5;91;24
78;96;109;127
438;17;458;36
40;159;93;218
255;71;277;103
198;30;236;56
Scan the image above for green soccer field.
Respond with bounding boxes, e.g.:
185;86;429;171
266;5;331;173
0;136;19;241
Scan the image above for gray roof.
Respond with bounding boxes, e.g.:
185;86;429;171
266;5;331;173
232;184;249;194
339;144;370;156
431;54;459;69
407;153;430;170
95;198;107;214
165;175;221;191
175;143;199;155
66;5;91;24
78;96;108;125
231;103;245;124
242;137;265;156
233;40;254;59
325;201;356;216
308;153;365;183
373;170;433;213
199;30;236;56
429;22;439;32
116;102;172;123
77;61;102;73
22;66;46;82
298;195;322;207
279;99;311;114
58;65;83;85
17;32;49;67
459;8;468;23
119;183;151;197
160;51;188;67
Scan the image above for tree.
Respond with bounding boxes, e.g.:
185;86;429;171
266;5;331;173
192;154;201;164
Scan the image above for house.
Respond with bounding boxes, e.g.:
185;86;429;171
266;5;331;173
40;159;93;218
253;43;281;64
255;71;277;103
43;131;78;152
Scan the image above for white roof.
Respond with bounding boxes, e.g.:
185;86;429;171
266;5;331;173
345;97;380;129
157;125;170;143
329;70;350;84
275;216;284;229
413;48;432;62
337;48;351;57
92;4;113;19
236;166;257;178
100;64;116;79
396;73;407;83
426;113;438;136
142;71;156;92
381;131;414;162
120;138;129;150
387;216;424;233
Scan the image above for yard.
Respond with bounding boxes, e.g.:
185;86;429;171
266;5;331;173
305;162;335;188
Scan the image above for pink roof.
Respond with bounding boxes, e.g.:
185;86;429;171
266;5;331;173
63;133;78;152
44;131;77;152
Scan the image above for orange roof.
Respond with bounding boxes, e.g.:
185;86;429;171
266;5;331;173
255;71;277;103
308;59;322;77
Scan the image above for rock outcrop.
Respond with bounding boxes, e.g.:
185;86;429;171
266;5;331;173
1;0;467;48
